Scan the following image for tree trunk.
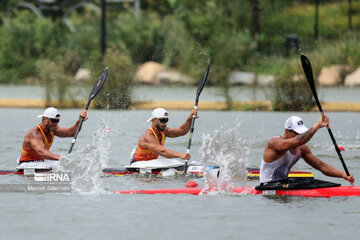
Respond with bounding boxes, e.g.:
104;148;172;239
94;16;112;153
348;0;352;31
314;0;319;40
249;0;260;38
101;0;106;56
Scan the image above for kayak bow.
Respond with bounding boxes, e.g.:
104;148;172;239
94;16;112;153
113;185;360;198
113;178;360;198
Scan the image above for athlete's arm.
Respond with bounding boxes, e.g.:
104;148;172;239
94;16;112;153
301;145;354;183
263;115;328;163
54;110;88;138
140;133;190;160
270;115;329;152
166;108;198;138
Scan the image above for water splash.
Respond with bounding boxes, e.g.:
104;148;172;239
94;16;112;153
56;121;111;194
199;127;252;195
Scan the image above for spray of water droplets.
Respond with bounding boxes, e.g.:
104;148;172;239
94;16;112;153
199;127;252;195
56;121;111;194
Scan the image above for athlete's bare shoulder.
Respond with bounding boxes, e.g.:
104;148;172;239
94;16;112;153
143;129;158;142
29;127;40;137
22;127;40;149
23;127;42;142
266;136;282;149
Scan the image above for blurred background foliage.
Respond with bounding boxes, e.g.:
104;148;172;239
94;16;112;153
0;0;359;110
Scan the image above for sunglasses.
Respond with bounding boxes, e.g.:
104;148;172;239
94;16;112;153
158;118;168;123
49;118;60;123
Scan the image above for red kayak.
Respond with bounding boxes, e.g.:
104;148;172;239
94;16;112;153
113;185;360;198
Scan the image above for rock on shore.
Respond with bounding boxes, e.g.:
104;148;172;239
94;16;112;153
318;65;351;86
344;67;360;86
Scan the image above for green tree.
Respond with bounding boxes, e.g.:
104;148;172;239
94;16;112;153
95;47;135;109
36;59;71;107
272;58;314;111
0;10;67;83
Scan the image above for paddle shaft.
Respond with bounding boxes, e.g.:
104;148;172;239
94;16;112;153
68;94;92;154
68;114;86;154
312;94;350;176
184;107;197;175
301;55;350;176
186;106;198;153
186;82;203;153
68;99;93;154
68;68;108;154
183;63;210;175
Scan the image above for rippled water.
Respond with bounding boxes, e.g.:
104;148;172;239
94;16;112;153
1;108;360;240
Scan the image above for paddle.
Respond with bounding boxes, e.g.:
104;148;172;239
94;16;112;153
300;54;350;177
183;63;210;175
68;67;109;154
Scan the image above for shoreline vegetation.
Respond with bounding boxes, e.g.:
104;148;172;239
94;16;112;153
1;98;360;112
1;1;360;111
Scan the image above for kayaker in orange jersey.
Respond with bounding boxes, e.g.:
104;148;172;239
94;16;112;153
17;107;88;169
130;108;198;163
259;115;354;186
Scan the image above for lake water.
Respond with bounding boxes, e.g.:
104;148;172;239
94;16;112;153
1;107;360;240
1;84;360;102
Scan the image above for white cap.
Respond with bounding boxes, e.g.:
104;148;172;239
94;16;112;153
147;108;168;122
38;107;60;119
284;116;308;134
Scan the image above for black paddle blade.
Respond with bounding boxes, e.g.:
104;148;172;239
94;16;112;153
88;67;108;102
195;63;210;105
301;55;316;96
301;55;323;112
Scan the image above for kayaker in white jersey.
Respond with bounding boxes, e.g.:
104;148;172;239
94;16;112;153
130;108;197;163
260;115;354;185
17;107;87;169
